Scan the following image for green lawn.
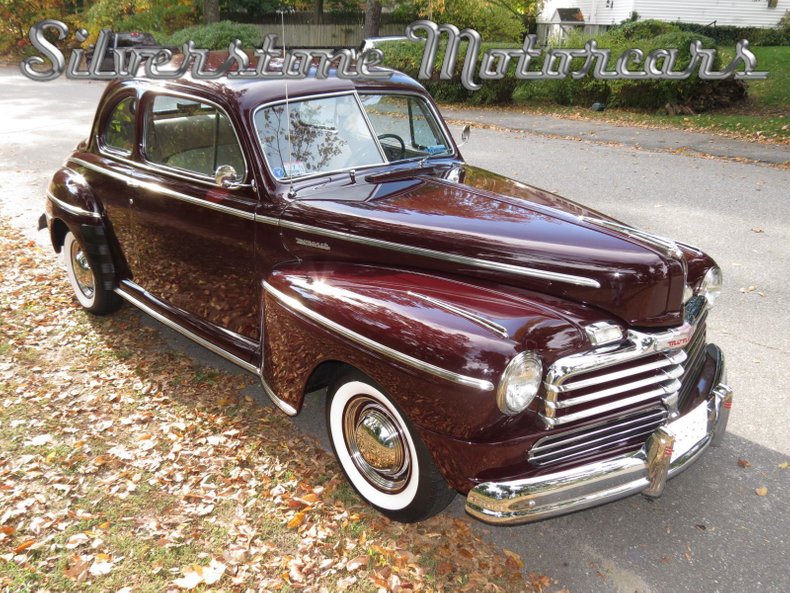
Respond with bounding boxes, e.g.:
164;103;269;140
490;46;789;144
748;46;789;109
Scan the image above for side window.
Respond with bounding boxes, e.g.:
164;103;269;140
144;95;245;178
360;94;449;161
103;96;136;155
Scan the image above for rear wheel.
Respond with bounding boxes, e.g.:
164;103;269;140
63;231;121;315
326;371;455;522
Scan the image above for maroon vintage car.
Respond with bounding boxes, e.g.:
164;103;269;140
40;67;732;524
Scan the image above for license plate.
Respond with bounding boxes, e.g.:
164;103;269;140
667;402;709;461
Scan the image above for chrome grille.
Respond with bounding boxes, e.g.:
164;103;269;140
678;314;708;406
529;407;668;466
541;317;707;428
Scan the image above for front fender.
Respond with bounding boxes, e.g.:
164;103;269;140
262;262;595;440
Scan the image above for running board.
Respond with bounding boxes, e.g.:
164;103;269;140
114;287;297;416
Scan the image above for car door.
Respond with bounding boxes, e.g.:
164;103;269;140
84;91;138;278
128;91;260;362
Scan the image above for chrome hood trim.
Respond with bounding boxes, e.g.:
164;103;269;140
579;216;683;260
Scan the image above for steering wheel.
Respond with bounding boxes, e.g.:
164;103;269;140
377;133;406;160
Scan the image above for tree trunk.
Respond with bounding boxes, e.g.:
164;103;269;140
363;0;382;39
314;0;324;24
203;0;220;24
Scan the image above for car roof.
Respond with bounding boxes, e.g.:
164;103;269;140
117;53;429;115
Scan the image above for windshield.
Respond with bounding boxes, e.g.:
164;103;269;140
254;93;451;181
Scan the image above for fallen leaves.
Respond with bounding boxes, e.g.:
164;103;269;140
345;555;368;572
739;285;766;297
0;216;545;592
755;486;769;496
173;560;226;589
25;434;53;447
737;458;751;468
13;539;36;554
88;555;115;576
286;511;306;529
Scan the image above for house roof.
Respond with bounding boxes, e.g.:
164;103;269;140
554;8;585;23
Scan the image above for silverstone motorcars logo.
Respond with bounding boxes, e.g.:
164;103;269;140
20;19;768;85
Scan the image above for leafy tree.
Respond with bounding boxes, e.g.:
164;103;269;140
81;0;197;42
0;0;71;53
393;0;534;41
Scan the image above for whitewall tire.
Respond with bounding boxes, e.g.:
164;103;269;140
326;371;455;522
63;231;121;315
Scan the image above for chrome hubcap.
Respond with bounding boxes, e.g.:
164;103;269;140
70;240;94;298
344;397;410;493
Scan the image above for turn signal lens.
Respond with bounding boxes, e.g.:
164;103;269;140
585;322;625;347
700;266;723;307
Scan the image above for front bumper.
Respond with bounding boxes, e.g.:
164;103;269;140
465;371;733;525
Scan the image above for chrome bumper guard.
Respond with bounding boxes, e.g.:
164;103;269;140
465;380;733;525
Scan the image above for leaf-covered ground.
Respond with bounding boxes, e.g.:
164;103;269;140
0;218;558;593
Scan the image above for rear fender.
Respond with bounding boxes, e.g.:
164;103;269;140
45;166;104;246
45;167;118;291
262;262;590;440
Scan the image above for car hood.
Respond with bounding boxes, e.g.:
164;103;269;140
279;164;687;327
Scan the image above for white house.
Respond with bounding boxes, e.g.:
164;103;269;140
538;0;788;43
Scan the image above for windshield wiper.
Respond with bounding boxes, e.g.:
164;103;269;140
364;161;450;184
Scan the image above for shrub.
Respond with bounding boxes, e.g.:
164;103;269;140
379;29;748;111
158;21;263;50
673;20;789;47
608;19;679;41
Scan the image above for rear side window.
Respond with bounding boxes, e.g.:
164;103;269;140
103;97;136;155
144;95;245;178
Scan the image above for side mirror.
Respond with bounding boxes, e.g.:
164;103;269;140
459;124;471;147
215;164;241;188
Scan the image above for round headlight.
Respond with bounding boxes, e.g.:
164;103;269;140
700;266;723;307
497;352;543;415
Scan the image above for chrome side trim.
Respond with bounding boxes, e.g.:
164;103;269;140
46;191;101;219
273;218;601;288
114;287;259;374
579;216;683;259
263;282;495;392
68;157;256;222
407;291;509;339
115;286;298;416
259;374;298;416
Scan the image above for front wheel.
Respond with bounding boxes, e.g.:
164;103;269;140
63;231;121;315
326;371;455;522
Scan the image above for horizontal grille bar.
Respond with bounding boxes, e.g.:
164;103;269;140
530;407;668;466
541;379;681;426
547;350;686;394
542;318;707;427
546;364;684;410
